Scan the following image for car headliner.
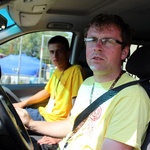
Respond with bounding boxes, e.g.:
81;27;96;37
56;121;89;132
0;0;150;43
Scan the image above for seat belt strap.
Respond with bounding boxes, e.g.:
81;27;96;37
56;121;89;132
73;78;149;130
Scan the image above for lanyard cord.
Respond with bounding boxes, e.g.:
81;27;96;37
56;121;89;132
89;71;124;104
54;71;64;99
54;63;71;99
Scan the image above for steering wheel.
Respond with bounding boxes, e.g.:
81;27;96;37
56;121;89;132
0;86;34;150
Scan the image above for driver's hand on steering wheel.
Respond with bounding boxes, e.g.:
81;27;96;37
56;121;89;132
15;107;32;129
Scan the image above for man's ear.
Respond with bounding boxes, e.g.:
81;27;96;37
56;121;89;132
121;46;130;61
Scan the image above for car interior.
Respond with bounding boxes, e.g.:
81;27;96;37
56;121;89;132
0;0;150;149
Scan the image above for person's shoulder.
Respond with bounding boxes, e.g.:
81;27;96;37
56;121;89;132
68;64;83;72
120;72;149;97
71;64;82;69
83;76;94;84
77;76;94;90
118;72;136;85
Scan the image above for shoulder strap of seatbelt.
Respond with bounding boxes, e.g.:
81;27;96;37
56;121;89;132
73;78;149;130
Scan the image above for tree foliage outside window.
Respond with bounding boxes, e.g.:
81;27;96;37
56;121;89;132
0;31;73;84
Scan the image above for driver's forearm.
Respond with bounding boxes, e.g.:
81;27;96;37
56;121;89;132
27;118;72;138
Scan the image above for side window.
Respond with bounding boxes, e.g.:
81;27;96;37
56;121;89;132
0;31;73;84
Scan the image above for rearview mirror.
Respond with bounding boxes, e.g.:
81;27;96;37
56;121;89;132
0;14;7;30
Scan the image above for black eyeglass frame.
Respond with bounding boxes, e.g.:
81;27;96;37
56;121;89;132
84;37;124;45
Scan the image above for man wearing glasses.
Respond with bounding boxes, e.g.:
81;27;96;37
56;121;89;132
16;14;150;150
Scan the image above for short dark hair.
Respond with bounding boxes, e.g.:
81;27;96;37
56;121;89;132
48;35;69;50
84;14;132;49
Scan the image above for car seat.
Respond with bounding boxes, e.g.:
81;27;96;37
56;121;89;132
78;47;93;78
126;45;150;150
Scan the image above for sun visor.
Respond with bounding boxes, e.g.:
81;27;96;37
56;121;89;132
8;2;49;27
19;12;42;26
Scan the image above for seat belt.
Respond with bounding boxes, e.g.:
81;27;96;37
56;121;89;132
63;78;150;149
73;78;149;130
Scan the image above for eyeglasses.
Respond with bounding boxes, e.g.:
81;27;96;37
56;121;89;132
84;37;123;48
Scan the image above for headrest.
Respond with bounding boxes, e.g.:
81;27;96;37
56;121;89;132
126;45;150;79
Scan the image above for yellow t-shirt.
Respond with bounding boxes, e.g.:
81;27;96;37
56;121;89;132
60;73;150;150
38;64;84;122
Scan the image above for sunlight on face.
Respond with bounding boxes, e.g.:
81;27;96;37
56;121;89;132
86;25;124;75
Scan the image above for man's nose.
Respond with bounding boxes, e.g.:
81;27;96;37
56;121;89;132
95;39;103;48
53;51;58;57
94;41;103;51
